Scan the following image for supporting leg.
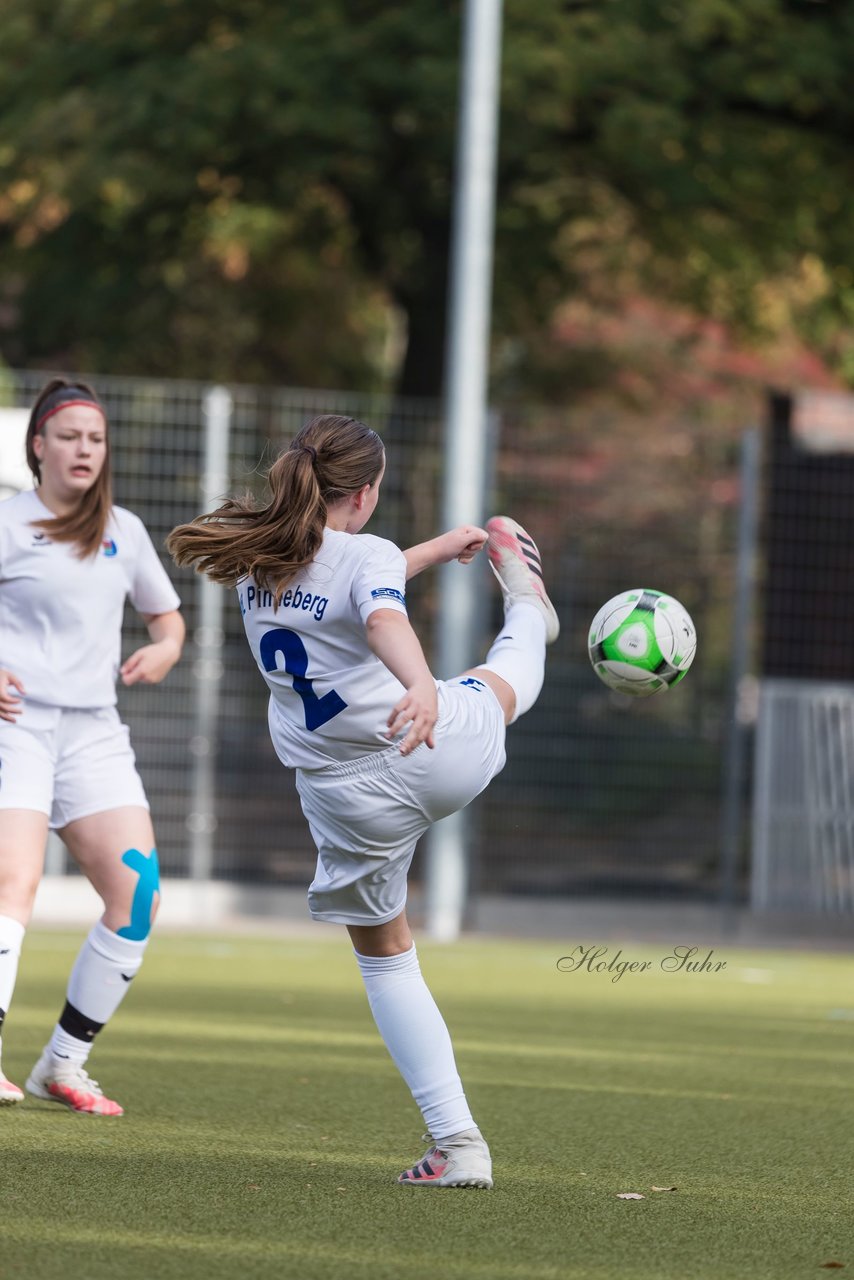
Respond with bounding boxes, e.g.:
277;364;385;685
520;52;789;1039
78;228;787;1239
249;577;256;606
0;809;49;1103
347;912;492;1187
26;807;158;1116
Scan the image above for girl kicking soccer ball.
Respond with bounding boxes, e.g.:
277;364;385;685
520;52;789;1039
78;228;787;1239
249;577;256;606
0;379;185;1115
167;414;558;1187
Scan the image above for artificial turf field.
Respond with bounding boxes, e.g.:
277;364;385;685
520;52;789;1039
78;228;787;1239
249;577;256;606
0;930;851;1280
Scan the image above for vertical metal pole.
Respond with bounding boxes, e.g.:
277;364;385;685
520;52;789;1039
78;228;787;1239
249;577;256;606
44;831;67;877
720;428;761;933
749;681;773;912
426;0;504;942
188;387;231;886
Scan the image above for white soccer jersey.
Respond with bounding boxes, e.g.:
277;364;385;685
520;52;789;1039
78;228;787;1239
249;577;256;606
0;489;181;708
239;528;410;767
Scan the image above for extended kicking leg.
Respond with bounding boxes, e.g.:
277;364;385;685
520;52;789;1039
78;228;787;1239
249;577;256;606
462;515;559;725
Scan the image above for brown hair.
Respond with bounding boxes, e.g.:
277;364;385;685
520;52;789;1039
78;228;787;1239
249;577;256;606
167;414;385;600
27;377;112;558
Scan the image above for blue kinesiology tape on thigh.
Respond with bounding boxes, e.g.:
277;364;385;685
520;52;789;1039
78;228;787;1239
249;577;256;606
118;847;160;941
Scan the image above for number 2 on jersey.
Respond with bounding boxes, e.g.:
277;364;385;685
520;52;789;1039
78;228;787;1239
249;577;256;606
259;628;347;731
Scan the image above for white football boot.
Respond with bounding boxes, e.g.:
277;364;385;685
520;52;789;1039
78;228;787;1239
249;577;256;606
486;516;560;644
398;1127;493;1188
0;1072;24;1105
26;1052;124;1116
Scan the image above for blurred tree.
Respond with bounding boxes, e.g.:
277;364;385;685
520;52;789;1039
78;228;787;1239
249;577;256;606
494;0;854;398
0;0;853;394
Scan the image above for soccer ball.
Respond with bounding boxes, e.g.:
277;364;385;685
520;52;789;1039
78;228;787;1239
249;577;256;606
588;589;697;697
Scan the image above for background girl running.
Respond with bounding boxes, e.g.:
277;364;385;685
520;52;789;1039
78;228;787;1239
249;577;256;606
167;413;558;1187
0;378;185;1115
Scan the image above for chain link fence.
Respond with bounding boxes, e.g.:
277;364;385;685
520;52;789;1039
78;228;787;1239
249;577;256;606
749;392;854;914
1;368;743;904
752;679;854;913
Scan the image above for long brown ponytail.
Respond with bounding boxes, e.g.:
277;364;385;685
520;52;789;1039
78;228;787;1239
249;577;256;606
167;415;385;600
26;378;112;558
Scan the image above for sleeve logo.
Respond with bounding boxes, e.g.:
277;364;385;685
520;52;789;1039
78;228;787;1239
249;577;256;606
370;587;406;605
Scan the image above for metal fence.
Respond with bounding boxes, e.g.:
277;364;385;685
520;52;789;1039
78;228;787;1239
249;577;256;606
1;368;744;904
752;679;854;912
749;392;854;915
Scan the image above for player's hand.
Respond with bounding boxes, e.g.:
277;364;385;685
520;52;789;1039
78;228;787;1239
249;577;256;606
435;525;489;566
387;676;439;755
120;638;182;686
0;669;25;722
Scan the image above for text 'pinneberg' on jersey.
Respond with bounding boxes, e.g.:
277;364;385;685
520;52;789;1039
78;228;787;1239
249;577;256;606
239;583;329;622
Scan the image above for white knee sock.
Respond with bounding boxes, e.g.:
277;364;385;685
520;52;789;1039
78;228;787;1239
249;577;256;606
0;915;25;1061
479;601;547;723
45;920;148;1065
355;945;475;1140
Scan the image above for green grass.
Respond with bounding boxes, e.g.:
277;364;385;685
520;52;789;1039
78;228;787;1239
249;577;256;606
0;930;852;1280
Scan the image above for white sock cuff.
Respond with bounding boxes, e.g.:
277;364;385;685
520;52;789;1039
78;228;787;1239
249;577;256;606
354;944;418;977
88;920;148;969
502;601;547;645
0;915;26;956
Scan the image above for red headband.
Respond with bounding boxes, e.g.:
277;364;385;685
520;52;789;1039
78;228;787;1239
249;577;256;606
35;388;106;434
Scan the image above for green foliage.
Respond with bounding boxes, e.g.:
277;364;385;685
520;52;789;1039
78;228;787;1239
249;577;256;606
495;0;854;395
1;0;853;392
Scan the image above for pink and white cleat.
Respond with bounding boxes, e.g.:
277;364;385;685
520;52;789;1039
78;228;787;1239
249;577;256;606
398;1128;493;1188
486;515;560;644
0;1073;24;1105
25;1053;124;1116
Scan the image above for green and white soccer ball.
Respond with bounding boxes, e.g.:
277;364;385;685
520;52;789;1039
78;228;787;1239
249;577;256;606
588;589;697;697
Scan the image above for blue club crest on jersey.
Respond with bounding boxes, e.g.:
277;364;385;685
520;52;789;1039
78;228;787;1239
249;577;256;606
102;538;117;557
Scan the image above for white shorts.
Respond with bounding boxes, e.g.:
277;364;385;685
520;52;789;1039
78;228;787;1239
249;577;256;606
0;701;149;829
296;677;507;926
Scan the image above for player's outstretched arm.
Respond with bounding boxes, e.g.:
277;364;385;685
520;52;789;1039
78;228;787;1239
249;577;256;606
365;609;438;755
0;668;25;722
403;525;488;580
120;610;186;686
